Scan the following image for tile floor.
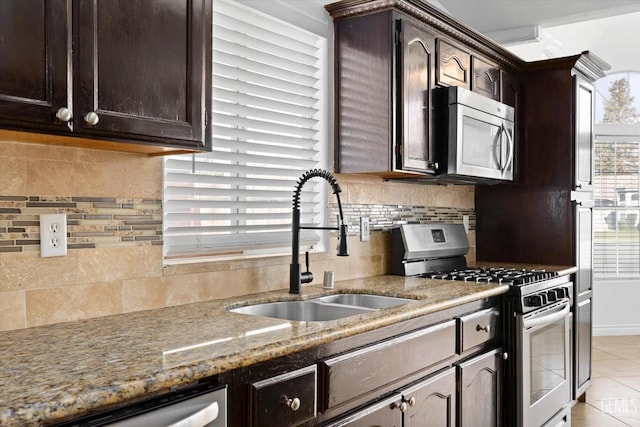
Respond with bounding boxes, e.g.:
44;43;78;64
573;335;640;426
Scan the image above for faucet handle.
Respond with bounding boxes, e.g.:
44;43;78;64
301;251;313;284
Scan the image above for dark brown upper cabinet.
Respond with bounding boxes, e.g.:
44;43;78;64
0;0;212;155
0;0;71;133
436;39;471;89
472;56;501;101
331;10;437;178
326;0;523;182
399;19;437;173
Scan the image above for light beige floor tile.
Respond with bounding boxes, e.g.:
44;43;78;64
605;398;640;427
595;347;626;361
585;378;640;406
572;402;631;426
615;377;640;394
593;359;640;378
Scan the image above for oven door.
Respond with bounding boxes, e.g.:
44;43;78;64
448;103;514;181
517;300;571;427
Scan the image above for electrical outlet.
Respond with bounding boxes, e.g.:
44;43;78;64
40;213;67;257
360;217;370;242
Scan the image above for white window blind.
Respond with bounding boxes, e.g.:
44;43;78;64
163;0;328;262
594;127;640;277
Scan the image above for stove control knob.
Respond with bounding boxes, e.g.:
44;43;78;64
546;290;558;302
525;294;544;307
557;287;570;299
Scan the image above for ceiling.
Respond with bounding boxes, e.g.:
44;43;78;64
433;0;640;73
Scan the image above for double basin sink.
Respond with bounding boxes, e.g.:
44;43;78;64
230;293;414;322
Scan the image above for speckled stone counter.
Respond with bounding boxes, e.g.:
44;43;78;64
0;265;575;426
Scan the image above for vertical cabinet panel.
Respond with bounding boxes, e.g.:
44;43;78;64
399;20;436;173
575;76;595;191
74;0;208;145
334;11;393;174
576;205;593;295
575;298;592;397
0;0;70;130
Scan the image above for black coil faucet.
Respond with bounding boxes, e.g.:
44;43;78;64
290;169;349;294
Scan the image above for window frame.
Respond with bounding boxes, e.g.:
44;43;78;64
162;0;332;265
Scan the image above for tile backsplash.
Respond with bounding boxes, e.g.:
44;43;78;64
0;140;475;331
0;196;162;252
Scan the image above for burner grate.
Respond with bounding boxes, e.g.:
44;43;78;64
420;267;558;285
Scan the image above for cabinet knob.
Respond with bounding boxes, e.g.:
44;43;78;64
502;352;509;360
84;111;100;126
576;183;583;189
476;324;491;333
55;107;72;122
281;395;301;411
406;396;416;407
392;401;409;413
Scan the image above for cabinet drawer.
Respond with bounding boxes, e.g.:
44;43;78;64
249;365;316;427
321;320;456;412
458;308;499;353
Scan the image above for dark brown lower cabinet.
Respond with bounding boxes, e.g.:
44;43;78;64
458;348;502;427
402;369;457;427
325;368;456;427
219;298;502;427
249;365;317;427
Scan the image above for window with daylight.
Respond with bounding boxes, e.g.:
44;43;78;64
593;72;640;277
162;0;329;263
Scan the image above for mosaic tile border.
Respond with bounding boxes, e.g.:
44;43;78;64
0;197;473;253
0;195;162;253
330;204;476;236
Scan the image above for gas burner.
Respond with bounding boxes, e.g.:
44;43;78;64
422;267;558;286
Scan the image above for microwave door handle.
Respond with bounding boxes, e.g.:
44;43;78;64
501;121;514;176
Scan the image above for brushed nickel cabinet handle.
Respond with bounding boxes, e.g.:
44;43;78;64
281;395;301;411
55;107;72;122
84;111;99;126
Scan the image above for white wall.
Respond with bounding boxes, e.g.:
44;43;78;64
593;279;640;335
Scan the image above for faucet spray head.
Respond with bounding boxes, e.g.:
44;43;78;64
337;223;349;256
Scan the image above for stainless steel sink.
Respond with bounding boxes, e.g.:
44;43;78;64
317;294;413;309
230;300;373;322
229;294;413;322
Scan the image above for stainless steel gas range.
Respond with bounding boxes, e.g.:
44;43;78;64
391;224;573;427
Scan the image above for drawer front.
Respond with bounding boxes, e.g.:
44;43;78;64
458;308;499;353
250;365;317;427
321;320;456;412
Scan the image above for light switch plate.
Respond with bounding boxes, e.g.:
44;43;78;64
40;213;67;257
360;217;370;242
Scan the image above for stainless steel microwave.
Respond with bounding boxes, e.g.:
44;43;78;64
434;86;515;183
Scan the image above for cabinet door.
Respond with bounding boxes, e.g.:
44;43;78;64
0;0;71;131
436;39;471;89
74;0;210;149
398;19;436;174
500;69;518;108
576;205;593;295
323;394;402;427
575;298;592;398
575;76;595;191
458;349;502;427
472;56;500;101
403;368;457;427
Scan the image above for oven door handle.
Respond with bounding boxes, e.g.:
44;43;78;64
523;301;570;329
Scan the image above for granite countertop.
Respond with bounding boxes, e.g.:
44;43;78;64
0;264;576;426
